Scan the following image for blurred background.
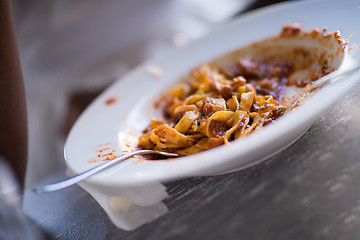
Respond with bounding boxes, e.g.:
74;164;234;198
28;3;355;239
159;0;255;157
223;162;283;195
11;0;288;187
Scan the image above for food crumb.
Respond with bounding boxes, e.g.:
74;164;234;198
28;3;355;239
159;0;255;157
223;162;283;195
88;158;99;163
104;155;119;161
147;65;164;78
106;97;119;105
91;142;120;163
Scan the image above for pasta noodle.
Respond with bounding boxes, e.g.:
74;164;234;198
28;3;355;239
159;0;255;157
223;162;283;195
138;61;289;155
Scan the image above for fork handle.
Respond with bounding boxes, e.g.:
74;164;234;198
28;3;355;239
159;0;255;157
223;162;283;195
32;150;157;193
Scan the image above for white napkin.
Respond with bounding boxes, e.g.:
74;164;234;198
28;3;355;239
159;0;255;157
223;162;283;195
79;181;169;231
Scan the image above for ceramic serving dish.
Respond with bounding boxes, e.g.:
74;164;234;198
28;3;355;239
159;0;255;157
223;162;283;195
65;0;360;188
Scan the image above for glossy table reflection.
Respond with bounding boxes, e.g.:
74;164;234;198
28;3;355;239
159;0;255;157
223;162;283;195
24;82;360;239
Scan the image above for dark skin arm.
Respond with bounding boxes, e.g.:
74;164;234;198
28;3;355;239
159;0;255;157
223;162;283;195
0;0;28;190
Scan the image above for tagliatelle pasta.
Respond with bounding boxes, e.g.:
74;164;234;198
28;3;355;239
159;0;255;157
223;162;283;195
138;61;289;156
138;24;346;156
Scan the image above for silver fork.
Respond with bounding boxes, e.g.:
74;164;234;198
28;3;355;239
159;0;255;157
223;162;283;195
32;150;179;194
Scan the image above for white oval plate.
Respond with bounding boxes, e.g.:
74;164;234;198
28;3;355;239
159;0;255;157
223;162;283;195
65;0;360;187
